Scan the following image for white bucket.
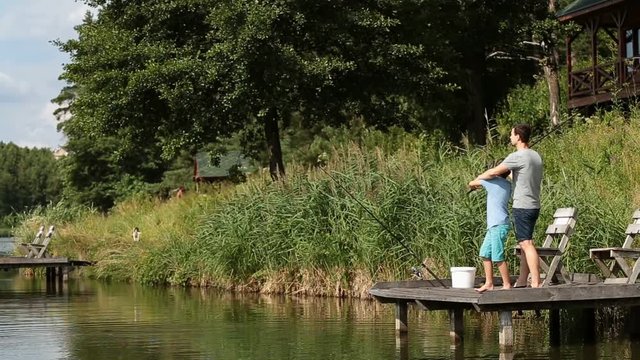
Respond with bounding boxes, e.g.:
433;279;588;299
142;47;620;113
450;267;476;288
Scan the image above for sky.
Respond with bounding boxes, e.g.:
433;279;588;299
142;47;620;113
0;0;91;149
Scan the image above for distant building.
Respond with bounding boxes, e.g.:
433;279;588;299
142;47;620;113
193;150;255;183
52;147;68;160
558;0;640;109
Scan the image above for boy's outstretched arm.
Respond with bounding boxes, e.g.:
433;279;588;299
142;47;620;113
468;179;483;190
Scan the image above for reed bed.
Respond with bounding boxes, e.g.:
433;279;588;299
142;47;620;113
15;114;640;298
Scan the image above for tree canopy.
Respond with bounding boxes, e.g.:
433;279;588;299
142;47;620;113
54;0;555;209
0;143;62;218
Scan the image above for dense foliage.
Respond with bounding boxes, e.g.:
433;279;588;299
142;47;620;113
0;143;62;219
52;0;561;209
18;115;640;296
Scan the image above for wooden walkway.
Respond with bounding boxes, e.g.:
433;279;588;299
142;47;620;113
0;256;92;286
369;276;640;349
0;256;92;269
370;278;640;311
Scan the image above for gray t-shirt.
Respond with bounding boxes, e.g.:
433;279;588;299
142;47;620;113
501;149;542;209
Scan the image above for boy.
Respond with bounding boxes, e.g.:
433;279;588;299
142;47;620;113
468;167;512;292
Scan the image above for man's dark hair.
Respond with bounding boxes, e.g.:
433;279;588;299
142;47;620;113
512;124;532;144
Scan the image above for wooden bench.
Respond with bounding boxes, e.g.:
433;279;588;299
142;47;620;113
21;225;55;259
515;207;577;287
590;209;640;284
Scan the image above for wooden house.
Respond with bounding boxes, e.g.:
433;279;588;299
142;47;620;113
193;150;255;184
558;0;640;109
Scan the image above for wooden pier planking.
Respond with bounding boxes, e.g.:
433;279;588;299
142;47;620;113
370;276;640;349
371;282;640;311
0;256;92;269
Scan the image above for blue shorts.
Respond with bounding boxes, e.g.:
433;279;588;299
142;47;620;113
512;208;540;242
479;224;510;262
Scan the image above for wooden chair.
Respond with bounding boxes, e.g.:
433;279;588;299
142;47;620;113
590;209;640;284
515;207;578;287
22;225;55;258
20;225;44;257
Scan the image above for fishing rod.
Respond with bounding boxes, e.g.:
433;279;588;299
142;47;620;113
317;165;448;288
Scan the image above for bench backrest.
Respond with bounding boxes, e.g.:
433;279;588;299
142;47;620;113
542;207;577;249
32;225;45;245
621;209;640;248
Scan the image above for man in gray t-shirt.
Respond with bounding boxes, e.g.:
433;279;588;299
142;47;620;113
502;149;542;210
474;124;543;288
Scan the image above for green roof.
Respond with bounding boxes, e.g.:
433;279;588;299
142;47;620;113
194;150;255;178
557;0;610;17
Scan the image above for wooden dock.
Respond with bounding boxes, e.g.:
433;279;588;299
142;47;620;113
0;256;92;269
0;256;92;284
370;276;640;349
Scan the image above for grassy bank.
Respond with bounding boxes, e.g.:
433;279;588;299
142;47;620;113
15;113;640;297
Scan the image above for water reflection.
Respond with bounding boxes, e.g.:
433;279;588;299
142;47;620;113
0;271;635;359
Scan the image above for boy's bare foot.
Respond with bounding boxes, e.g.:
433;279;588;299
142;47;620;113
475;284;494;293
501;284;512;290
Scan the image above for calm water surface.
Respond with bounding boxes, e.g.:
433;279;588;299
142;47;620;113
0;237;13;255
0;246;637;359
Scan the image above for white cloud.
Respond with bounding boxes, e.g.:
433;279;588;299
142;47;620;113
0;72;30;102
0;1;88;148
39;102;61;127
68;5;92;24
0;1;93;41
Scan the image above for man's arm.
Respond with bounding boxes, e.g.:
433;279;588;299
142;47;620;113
474;163;510;181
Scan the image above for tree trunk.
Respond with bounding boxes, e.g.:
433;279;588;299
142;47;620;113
543;58;561;127
263;107;286;180
465;68;486;144
544;0;561;127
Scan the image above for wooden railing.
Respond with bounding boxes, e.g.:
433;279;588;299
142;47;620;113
569;59;640;99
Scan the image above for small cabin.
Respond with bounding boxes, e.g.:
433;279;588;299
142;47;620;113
558;0;640;109
193;150;254;184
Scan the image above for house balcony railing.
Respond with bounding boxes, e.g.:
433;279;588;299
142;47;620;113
569;58;640;101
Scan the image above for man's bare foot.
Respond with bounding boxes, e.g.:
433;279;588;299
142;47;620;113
501;284;512;290
475;284;494;293
530;283;542;288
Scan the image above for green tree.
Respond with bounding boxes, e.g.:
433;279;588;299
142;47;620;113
56;0;453;182
0;143;62;217
54;0;554;207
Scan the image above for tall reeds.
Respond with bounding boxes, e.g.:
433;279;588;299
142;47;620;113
16;115;640;297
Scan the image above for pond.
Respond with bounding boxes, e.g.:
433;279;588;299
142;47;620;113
0;269;637;360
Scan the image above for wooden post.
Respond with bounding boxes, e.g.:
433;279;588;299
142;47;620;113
395;332;408;360
56;267;64;293
583;308;596;344
45;267;56;295
395;301;408;333
499;311;513;350
549;309;561;346
587;18;599;95
499;351;515;360
451;345;464;360
567;36;573;99
629;306;640;341
449;308;463;345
